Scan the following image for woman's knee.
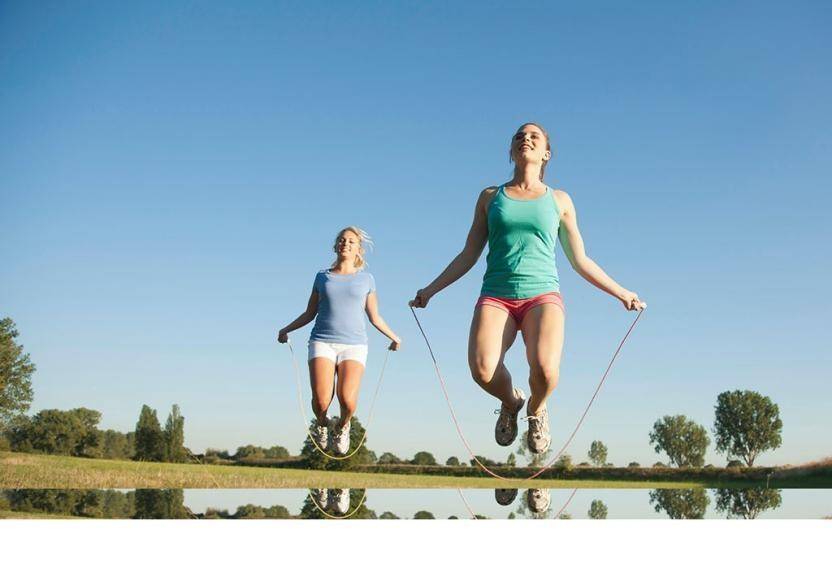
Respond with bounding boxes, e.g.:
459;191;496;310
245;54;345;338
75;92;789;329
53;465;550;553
339;396;358;416
530;362;560;388
310;395;330;415
469;357;501;386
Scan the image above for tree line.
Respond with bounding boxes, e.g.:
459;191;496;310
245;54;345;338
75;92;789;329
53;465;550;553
0;315;787;471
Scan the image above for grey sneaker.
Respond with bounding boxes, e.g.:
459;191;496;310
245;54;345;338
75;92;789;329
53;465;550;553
310;417;329;451
526;488;551;514
311;488;329;511
526;408;551;454
495;388;526;446
495;488;518;506
328;488;350;515
331;418;351;456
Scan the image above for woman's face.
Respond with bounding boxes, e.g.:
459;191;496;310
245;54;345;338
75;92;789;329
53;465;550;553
511;124;550;167
335;230;361;261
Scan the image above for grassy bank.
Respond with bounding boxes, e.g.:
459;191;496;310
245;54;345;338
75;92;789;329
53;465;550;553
3;451;829;489
0;451;707;489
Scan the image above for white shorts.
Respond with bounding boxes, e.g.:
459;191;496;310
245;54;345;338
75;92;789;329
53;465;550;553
308;341;368;366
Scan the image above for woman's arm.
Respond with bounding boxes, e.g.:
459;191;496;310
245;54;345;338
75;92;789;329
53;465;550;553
556;190;644;311
277;290;320;342
410;188;492;308
365;291;401;350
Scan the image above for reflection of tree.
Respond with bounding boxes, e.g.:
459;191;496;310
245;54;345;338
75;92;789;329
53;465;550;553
588;499;608;519
133;489;191;519
649;489;709;519
298;489;375;519
512;490;549;519
714;488;782;519
3;489;134;518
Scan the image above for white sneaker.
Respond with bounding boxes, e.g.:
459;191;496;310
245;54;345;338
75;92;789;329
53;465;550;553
495;388;526;446
310;488;329;511
331;418;351;456
495;488;518;506
310;417;329;451
328;489;350;515
526;408;551;454
526;488;551;514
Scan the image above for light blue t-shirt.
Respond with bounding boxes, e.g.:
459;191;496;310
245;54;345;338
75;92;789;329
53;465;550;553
309;269;376;345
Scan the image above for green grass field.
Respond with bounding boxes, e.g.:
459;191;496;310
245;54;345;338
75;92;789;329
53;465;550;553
3;451;829;489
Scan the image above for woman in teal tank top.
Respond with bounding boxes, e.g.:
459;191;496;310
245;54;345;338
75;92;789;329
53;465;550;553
411;123;645;457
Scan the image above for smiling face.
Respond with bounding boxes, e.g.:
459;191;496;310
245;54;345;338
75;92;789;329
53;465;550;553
509;123;552;180
335;229;361;263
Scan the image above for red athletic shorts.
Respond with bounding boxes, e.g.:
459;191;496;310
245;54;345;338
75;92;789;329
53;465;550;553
476;292;565;325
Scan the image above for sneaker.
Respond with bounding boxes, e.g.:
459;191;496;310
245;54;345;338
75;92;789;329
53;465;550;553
310;488;329;511
328;488;350;515
526;488;551;514
310;417;329;451
495;488;518;506
494;388;526;446
331;418;351;456
526;408;551;454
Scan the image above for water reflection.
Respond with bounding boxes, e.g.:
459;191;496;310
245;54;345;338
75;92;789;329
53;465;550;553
0;487;817;519
649;489;710;519
714;488;782;519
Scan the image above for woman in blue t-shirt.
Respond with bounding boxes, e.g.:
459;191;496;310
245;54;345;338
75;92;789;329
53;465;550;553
278;226;401;456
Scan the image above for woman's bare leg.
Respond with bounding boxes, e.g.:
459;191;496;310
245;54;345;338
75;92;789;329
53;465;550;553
520;304;565;416
335;360;365;427
468;305;519;406
308;357;336;424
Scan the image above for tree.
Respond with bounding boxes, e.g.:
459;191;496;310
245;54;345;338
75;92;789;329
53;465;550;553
588;499;608;519
300;417;373;471
554;454;573;471
378;452;402;465
18;408;101;456
134;405;164;461
445;456;460;466
379;511;400;519
413;510;435;519
649;415;710;467
411;451;437;466
133;489;191;519
163;405;187;463
0;318;35;427
515;431;552;467
713;390;782;467
628;462;641;468
649;489;710;519
264;445;290;460
101;429;134;460
588;440;608;467
506;453;516;467
714;488;782;519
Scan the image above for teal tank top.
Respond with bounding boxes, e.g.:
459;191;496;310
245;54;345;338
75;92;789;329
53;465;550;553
481;185;561;299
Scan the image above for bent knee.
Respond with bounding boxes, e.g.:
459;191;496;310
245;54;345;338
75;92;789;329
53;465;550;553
530;363;560;386
469;358;501;385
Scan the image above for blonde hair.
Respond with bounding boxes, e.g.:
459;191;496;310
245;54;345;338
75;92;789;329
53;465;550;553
509;122;552;181
332;226;373;270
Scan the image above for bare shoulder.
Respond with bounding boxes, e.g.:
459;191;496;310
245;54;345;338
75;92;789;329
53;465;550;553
477;186;500;211
551;188;575;216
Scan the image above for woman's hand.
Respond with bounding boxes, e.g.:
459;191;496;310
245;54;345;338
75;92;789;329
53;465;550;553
619;290;646;311
277;329;289;343
388;336;402;351
409;288;433;309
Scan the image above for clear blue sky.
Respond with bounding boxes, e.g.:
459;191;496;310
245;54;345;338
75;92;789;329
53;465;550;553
2;1;830;466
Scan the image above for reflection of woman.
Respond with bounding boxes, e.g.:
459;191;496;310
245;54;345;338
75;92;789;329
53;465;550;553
278;227;400;455
411;123;643;454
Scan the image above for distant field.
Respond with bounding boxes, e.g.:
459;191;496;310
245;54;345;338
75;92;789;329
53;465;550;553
3;451;829;489
0;451;705;489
